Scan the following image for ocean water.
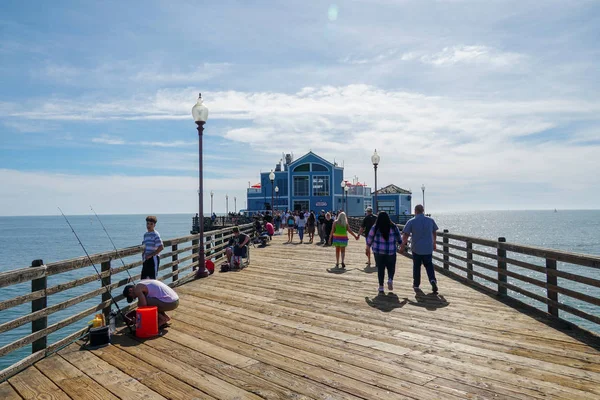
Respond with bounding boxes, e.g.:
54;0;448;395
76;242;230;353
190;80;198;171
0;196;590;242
1;210;599;370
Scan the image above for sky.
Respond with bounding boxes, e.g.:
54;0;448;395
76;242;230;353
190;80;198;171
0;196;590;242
0;0;599;216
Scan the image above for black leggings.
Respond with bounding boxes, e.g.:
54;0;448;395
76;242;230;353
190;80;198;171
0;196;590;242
374;253;396;286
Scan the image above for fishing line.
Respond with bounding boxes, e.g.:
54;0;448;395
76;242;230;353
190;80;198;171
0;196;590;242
89;205;135;284
58;207;135;335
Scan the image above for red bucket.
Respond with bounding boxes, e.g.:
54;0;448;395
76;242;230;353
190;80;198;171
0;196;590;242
205;260;215;274
135;306;158;338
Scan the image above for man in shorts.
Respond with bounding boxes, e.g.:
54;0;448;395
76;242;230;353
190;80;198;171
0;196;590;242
358;207;378;266
123;279;179;327
141;216;164;279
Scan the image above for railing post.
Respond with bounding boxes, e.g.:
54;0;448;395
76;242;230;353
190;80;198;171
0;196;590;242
100;260;111;322
172;244;178;283
466;240;473;280
31;259;47;353
192;237;199;271
443;229;449;270
497;237;507;296
546;258;559;317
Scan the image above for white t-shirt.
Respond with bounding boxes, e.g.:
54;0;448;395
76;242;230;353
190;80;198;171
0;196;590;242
140;279;179;303
296;216;306;228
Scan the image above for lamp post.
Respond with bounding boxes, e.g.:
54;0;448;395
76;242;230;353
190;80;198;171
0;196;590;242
269;170;275;215
226;194;229;215
210;190;214;215
421;184;426;210
341;181;346;213
344;185;349;215
234;197;237;213
192;93;209;278
275;186;279;211
371;149;380;213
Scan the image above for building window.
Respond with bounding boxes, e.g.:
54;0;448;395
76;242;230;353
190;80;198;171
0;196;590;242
312;176;330;196
377;200;396;215
312;163;329;172
293;200;310;211
293;176;309;196
276;178;287;196
294;163;310;172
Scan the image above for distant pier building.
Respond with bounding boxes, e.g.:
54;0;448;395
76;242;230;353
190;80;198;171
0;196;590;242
245;151;411;218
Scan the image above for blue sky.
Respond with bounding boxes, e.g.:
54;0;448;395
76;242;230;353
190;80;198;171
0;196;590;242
1;0;599;216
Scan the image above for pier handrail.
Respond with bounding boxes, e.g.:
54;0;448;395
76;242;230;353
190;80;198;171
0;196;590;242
0;223;254;381
348;216;600;335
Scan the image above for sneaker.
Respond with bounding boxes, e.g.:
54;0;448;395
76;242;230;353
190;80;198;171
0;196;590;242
378;286;385;293
387;280;393;291
431;281;438;293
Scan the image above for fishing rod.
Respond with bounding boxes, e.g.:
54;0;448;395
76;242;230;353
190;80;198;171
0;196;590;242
58;207;135;335
89;205;135;284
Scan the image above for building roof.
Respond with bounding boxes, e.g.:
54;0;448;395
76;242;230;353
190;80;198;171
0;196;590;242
375;184;412;195
288;151;339;169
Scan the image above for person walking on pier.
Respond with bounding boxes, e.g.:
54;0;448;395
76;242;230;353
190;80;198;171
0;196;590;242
323;212;334;246
329;211;359;268
306;211;316;243
358;207;378;266
141;216;163;280
286;212;296;243
317;210;326;244
366;211;403;293
400;205;439;293
296;211;306;243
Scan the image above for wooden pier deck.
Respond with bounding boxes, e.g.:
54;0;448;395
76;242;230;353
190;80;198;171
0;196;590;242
2;234;600;399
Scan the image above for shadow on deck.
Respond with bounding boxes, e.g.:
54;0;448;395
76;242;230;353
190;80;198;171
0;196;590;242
2;234;600;399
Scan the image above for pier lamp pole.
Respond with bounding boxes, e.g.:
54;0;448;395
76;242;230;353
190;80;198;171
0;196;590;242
341;181;346;213
275;186;279;211
192;93;209;279
210;190;214;215
234;197;237;213
226;194;229;215
421;184;426;210
269;170;275;215
371;149;380;213
344;185;349;215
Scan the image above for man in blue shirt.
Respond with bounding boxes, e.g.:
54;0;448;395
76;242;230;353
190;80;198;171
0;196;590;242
400;205;439;293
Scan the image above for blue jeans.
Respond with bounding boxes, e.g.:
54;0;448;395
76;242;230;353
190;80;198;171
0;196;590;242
412;253;436;288
298;227;305;241
374;253;396;286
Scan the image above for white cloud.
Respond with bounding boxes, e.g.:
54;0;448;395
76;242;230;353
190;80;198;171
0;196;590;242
92;135;125;145
419;45;526;68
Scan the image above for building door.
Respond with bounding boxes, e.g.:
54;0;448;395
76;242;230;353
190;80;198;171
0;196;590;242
293;200;310;212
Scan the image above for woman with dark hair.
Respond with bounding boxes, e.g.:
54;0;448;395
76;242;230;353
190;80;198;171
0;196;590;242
366;211;403;293
306;211;316;243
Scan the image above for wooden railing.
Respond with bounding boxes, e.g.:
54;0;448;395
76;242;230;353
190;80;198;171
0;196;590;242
348;217;600;335
0;223;254;381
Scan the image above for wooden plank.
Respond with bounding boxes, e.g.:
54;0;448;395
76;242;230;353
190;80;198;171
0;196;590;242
172;312;461;400
87;342;217;400
59;344;167;400
0;266;46;289
8;366;71;400
111;333;312;400
36;355;119;400
0;381;23;400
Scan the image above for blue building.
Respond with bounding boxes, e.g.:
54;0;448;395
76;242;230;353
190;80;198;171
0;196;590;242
374;184;413;222
246;152;372;216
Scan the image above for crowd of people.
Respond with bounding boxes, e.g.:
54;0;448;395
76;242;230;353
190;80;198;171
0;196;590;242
128;205;439;329
263;206;439;294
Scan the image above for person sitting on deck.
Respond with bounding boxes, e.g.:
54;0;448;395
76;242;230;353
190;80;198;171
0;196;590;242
123;279;179;327
226;226;250;268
